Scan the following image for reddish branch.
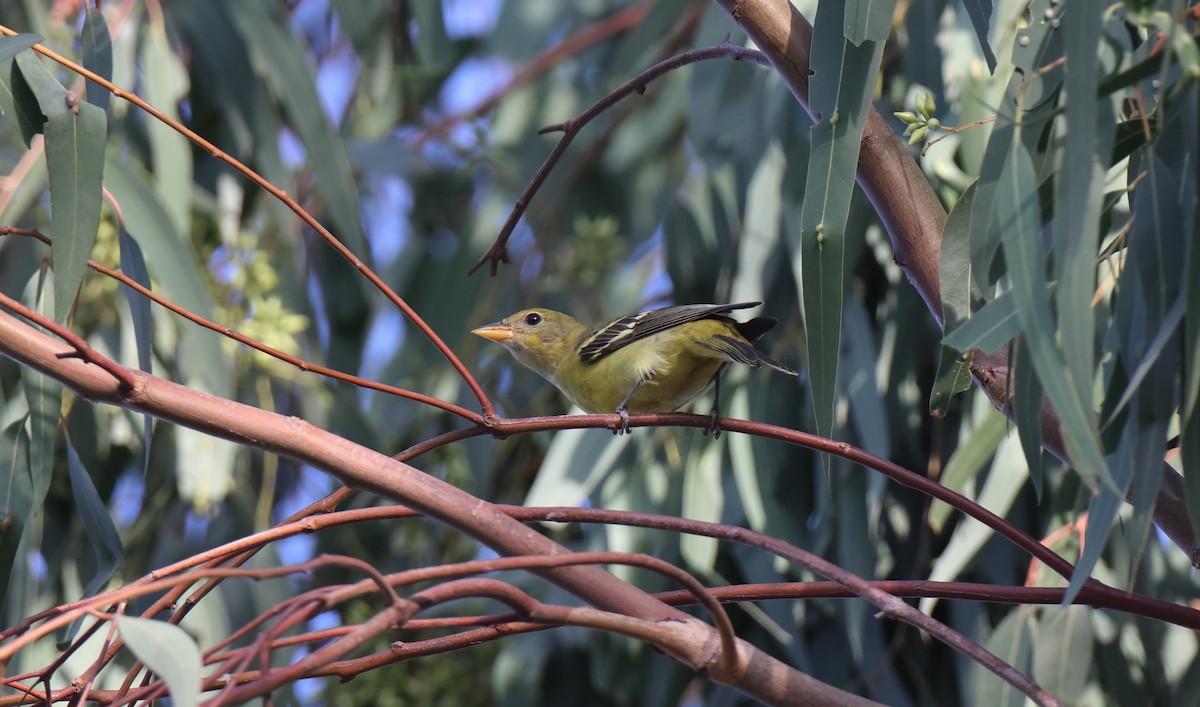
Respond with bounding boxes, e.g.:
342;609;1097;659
0;226;482;422
0;309;859;706
709;0;1198;564
468;42;771;275
3;2;1191;704
413;2;653;147
0;22;497;417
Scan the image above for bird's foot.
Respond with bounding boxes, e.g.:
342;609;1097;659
704;405;722;438
614;406;631;436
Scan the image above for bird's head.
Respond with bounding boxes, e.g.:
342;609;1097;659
472;308;583;380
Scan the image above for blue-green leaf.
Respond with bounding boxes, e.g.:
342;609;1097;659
845;0;896;46
1056;2;1114;435
0;33;40;64
116;617;202;707
1033;607;1093;699
998;140;1114;492
1013;338;1044;501
81;7;112;112
941;180;978;331
142;21;191;237
230;1;368;257
1185;144;1200;541
930;347;975;417
104;152;231;397
21;270;59;519
933;180;981;415
790;0;885;445
942;288;1021;353
681;437;724;572
929;401;1008;531
0;420;32;612
961;0;996;74
14;52;108;323
66;438;123;600
119;227;154;475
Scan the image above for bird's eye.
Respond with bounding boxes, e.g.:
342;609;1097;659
523;312;543;326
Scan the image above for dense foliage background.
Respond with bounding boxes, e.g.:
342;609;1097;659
0;0;1199;705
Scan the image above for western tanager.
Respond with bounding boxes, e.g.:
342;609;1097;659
472;302;797;434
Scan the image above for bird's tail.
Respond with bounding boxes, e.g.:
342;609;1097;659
730;317;798;375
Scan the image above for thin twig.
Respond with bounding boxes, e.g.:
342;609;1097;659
0;23;497;416
469;42;770;276
0;226;482;422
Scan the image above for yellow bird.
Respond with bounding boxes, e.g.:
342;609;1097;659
472;302;796;434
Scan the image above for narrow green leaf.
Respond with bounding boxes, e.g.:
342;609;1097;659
835;456;875;663
65;438;122;599
81;7;112;112
961;0;996;74
1107;297;1184;419
1033;607;1093;700
118;228;154;475
974;608;1032;707
0;33;40;64
14;51;108;323
929;403;1008;531
142;22;191;237
843;300;889;458
790;0;885;445
923;428;1027;614
942;288;1021;353
734;140;785;305
968;8;1063;295
933;181;981;415
525;428;631;508
1065;445;1125;602
930;347;975;417
230;1;369;257
681;437;724;572
2;51;49;146
116;617;202;707
998;140;1114;492
845;0;896;46
1185;143;1200;542
45;102;107;323
1057;3;1113;428
0;420;32;612
727;385;767;532
1013;338;1044;501
104;152;231;397
20;270;59;518
941;180;978;331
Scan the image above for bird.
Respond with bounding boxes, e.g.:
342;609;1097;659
472;301;797;435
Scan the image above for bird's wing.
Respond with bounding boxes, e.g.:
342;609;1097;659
576;302;761;363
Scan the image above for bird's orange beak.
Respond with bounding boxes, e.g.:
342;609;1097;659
471;323;515;343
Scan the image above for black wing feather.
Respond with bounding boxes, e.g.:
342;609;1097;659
703;334;798;375
577;302;761;362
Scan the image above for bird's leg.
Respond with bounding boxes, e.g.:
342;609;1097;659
705;372;723;438
614;381;642;435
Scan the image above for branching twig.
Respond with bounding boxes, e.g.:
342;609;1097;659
469;42;771;276
413;2;652;147
0;226;482;422
0;23;497;416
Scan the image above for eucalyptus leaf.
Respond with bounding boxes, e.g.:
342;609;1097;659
81;8;111;112
65;438;122;600
791;0;884;447
116;616;202;707
14;52;107;323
